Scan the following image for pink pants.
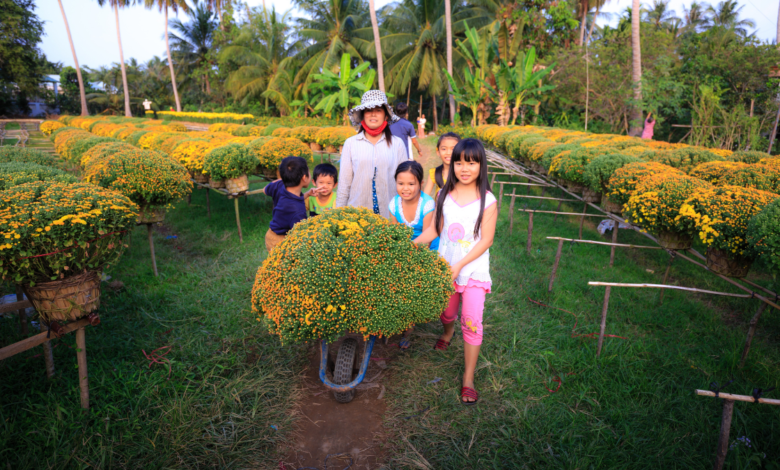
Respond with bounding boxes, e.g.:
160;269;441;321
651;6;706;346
440;282;488;346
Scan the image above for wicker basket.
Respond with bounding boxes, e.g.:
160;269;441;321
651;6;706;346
24;270;101;323
706;249;752;278
583;188;602;203
325;145;337;153
193;172;208;184
601;197;623;215
138;206;166;224
209;177;226;189
262;167;279;180
310;142;322;152
225;174;249;193
566;181;585;194
656;231;693;250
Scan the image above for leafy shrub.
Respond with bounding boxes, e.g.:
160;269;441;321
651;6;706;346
287;126;321;143
315;127;355;147
204;143;257;180
650;147;724;173
249;126;267;136
759;157;780;170
57;115;76;125
607;162;684;206
125;130;153;146
0;181;137;286
40;121;65;136
539;143;578;168
262;123;286;136
251;207;453;344
231;125;257;136
0;147;59;167
0;162;77;190
171;140;219;175
53;129;93;162
719;165;779;193
583;154;642;192
518;136;551;161
747;199;780;276
80;142;136;167
689;161;748;184
271;127;294;137
67;136;118;164
624;173;712;236
255;137;312;170
730;150;771;164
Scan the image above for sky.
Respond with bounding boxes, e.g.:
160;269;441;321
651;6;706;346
38;0;778;70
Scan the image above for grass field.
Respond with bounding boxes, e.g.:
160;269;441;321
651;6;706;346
1;135;779;469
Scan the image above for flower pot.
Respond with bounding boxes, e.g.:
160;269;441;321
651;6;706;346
310;142;322;152
583;188;602;203
209;177;226;189
338;146;343;152
656;230;693;250
137;206;166;224
225;174;249;194
193;172;208;184
566;181;585;194
262;167;279;180
24;270;101;323
601;197;623;215
325;145;337;153
706;248;752;278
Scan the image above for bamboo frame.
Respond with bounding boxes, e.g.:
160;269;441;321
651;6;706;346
588;282;753;298
191;179;267;244
695;389;780;405
546;237;662;250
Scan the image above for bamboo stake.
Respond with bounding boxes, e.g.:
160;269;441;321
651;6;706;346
490;173;497;187
578;204;588;239
235;198;243;243
548;239;564;292
42;341;55;378
526;212;534;254
545;237;662;249
587;282;753;298
714;399;734;470
147;224;158;277
76;327;89;410
508;190;516;236
739;302;768;369
609;223;619;267
206;189;211;218
498;182;505;215
696;389;780;405
16;285;26;336
514;195;580;202
597;286;611;357
659;254;675;305
519;209;605;217
553;201;563;222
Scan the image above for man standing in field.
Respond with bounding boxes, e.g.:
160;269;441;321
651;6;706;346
390;103;422;160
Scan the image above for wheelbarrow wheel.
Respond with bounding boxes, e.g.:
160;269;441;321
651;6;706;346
333;338;358;403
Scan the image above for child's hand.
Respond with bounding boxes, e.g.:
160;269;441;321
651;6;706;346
450;262;462;281
303;187;321;199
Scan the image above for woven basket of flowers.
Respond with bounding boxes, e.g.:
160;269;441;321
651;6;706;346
583;154;642;207
225;175;249;194
310;142;322;151
137;206;166;224
204;143;256;192
0;181;137;323
252;207;453;344
209;177;226;189
582;187;602;203
251;137;312;177
705;249;752;278
193;172;208;184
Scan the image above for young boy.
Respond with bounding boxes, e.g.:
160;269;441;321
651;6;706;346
305;163;338;217
263;156;319;253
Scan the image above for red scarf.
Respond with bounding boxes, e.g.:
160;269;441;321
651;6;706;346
361;120;387;137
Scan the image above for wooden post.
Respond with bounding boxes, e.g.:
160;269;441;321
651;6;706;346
597;286;612;357
553;201;563;221
548;239;564;292
16;285;27;336
659;255;675;305
76;327;89;410
609;223;619;267
234;198;243;243
739;302;768;369
42;341;55;378
713;399;735;470
508;191;516;236
147;224;158;277
498;182;505;216
205;189;211;218
187;194;191;206
578;204;587;239
490;173;497;188
540;185;546;199
526;212;534;254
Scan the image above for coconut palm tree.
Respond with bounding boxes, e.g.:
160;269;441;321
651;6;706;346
369;0;385;92
705;0;756;36
445;0;454;122
169;1;218;94
96;0;133;117
145;0;189;112
682;1;709;32
643;0;677;30
56;0;89;116
630;0;643;136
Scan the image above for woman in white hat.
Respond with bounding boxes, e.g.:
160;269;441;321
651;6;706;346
335;90;409;218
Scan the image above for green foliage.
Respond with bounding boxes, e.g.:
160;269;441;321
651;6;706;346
67;136;119;165
730;150;771;164
310;53;375;123
0;147;59;167
0;0;46;115
0;162;76;190
583;154;642;192
747;198;780;276
204;143;257;180
493;46;556;125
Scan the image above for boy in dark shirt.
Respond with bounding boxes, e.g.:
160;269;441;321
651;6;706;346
263;156;320;253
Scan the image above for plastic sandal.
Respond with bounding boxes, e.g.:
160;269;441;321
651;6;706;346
399;336;411;350
460;387;478;405
433;338;451;351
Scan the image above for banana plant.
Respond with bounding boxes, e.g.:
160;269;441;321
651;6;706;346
494;46;556;125
310;53;376;124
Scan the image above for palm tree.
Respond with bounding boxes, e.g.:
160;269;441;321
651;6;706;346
56;0;89;116
169;1;218;95
705;0;756;36
578;0;611;45
682;1;709;32
96;0;133;117
630;0;643;136
220;7;298;113
445;0;454;122
369;0;385;92
291;0;373;90
644;0;677;29
145;0;188;112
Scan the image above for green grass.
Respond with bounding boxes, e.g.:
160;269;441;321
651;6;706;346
0;183;307;468
1;139;19;146
382;169;780;469
5;122;21;130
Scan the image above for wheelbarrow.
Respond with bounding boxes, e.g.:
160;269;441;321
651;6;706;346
319;335;377;403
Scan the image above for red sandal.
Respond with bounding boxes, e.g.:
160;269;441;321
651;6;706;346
433;338;451;350
460;387;478;406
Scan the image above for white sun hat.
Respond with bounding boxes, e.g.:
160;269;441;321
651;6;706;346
348;90;400;128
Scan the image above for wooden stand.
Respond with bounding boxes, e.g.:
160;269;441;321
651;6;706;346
147;223;158;277
233;197;243;243
739;302;768;369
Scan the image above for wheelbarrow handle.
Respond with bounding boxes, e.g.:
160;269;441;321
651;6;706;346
318;336;377;392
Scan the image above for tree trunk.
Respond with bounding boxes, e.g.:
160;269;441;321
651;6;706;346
578;0;588;47
776;0;780;48
57;0;89;116
445;0;455;123
369;0;385;92
587;3;601;44
114;4;132;117
629;0;643;136
165;8;182;112
432;95;438;133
